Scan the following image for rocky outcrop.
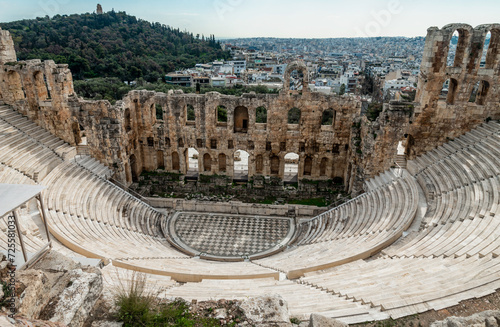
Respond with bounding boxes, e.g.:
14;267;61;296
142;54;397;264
430;310;500;327
308;314;347;327
239;295;293;326
0;251;103;327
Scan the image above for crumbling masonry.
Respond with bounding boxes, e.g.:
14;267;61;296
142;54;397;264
0;24;499;195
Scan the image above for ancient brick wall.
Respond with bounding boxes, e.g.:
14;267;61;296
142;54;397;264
410;23;500;158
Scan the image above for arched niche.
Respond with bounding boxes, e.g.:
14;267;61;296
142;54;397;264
282;60;309;93
234;106;249;133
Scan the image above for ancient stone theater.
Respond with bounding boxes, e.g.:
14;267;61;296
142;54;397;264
0;23;499;324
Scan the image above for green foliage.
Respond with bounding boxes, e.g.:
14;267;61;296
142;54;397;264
74;78;278;101
1;11;230;82
339;83;346;95
288;198;329;207
321;109;334;125
366;102;383;122
217;105;227;122
114;272;219;327
74;77;132;103
187;104;196;121
290;317;301;325
256;106;267;123
199;174;213;183
0;281;13;308
288;107;301;124
155;104;163;120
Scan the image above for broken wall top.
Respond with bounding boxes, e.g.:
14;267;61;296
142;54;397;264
0;27;16;64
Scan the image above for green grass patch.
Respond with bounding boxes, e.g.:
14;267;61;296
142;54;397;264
114;271;220;327
288;198;329;207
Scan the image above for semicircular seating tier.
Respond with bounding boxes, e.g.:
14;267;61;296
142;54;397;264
2;102;500;323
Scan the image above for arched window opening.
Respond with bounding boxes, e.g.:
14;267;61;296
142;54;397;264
150;104;155;121
476;80;490;105
33;71;48;101
440;79;458;104
233;150;249;181
447;79;458;104
218;153;227;172
172;152;180;171
320;158;328;177
187;104;195;121
321;108;334;125
255;155;264;174
256;106;267;123
129;154;138;182
289;69;304;91
216;105;227;123
303;156;313;176
157;150;164;169
186;148;199;176
447;30;460;67
234;106;249;133
284;153;298;183
440;79;450;98
203;153;212;172
155;104;163;120
165;137;171;147
288;107;301;124
485;29;500;69
124;108;131;132
178;138;184;148
270;155;280;175
469;81;480;103
480;31;492;68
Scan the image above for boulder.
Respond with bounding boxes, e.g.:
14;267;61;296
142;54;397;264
239;295;292;326
46;268;103;327
308;314;348;327
430;310;500;327
31;250;81;272
17;270;51;319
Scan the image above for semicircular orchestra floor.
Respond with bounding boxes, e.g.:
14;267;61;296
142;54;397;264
167;212;295;260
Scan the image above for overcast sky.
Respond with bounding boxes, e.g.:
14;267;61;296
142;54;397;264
0;0;498;38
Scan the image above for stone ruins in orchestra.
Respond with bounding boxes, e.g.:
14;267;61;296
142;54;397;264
1;23;500;324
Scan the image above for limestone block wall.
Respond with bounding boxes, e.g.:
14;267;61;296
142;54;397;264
0;27;16;65
0;58;77;145
1;24;499;196
411;23;500;158
96;89;361;187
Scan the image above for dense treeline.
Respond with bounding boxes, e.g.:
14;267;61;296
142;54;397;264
0;11;230;81
74;78;279;103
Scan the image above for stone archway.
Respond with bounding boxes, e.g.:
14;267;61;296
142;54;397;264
129;154;139;182
282;60;309;93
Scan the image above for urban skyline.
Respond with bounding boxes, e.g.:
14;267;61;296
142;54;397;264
0;0;498;38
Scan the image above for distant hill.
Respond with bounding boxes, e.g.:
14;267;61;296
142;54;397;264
0;11;230;81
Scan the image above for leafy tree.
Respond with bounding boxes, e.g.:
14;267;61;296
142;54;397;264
339;84;346;95
0;11;230;82
256;106;267;123
288;107;301;124
217;105;227;122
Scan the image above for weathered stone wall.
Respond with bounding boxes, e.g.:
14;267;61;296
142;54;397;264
1;24;499;196
0;27;16;64
108;89;360;185
410;23;500;158
0;58;77;145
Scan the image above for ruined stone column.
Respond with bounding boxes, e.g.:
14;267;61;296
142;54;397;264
0;27;16;64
